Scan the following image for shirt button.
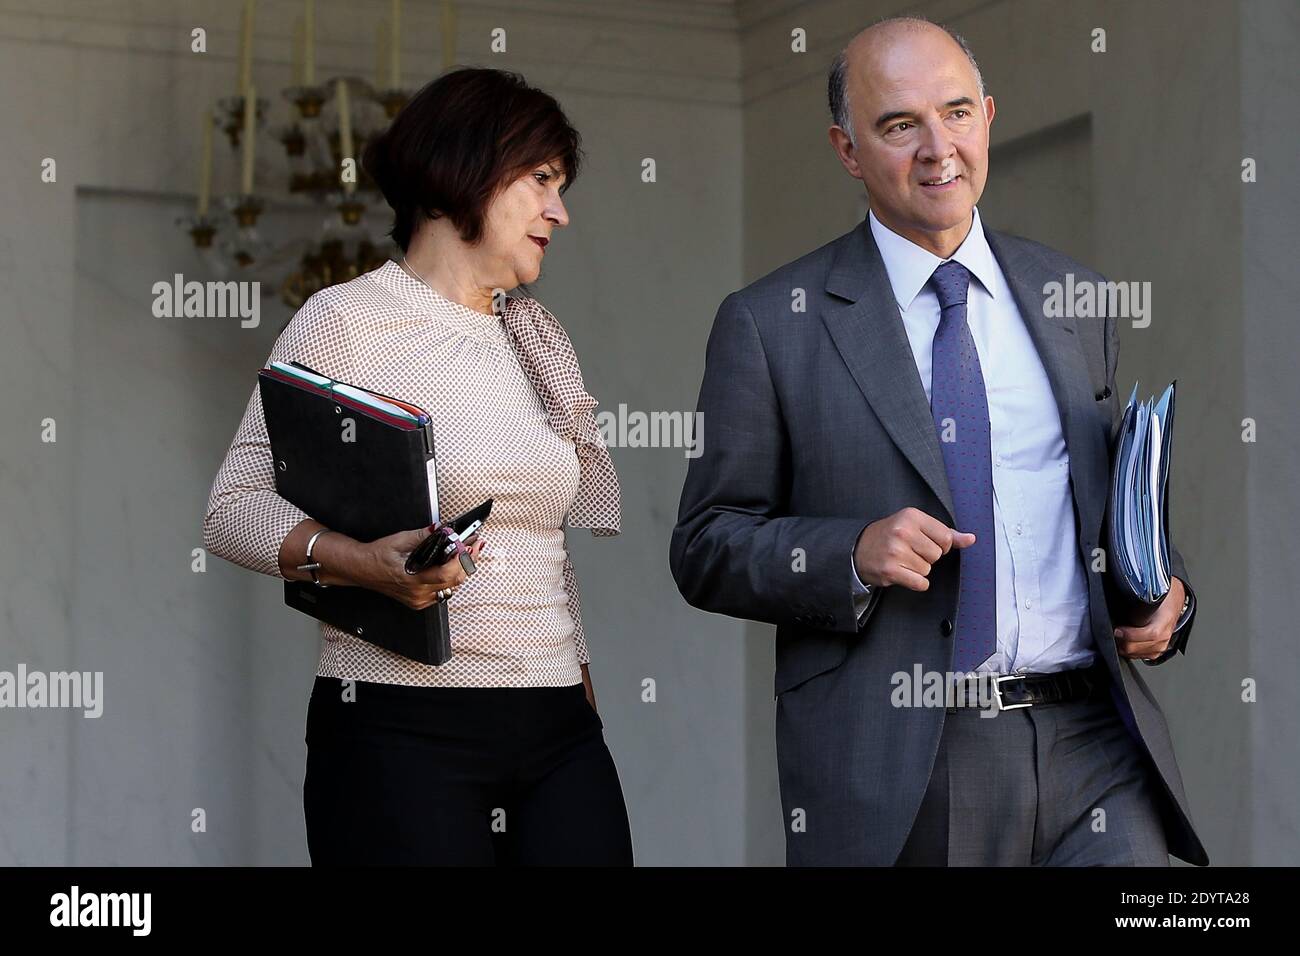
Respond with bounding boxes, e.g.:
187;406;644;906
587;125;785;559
1024;599;1032;609
1014;524;1023;536
994;454;1002;467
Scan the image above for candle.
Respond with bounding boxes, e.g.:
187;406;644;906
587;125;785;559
441;1;457;72
389;0;401;89
197;109;214;217
291;17;303;85
241;85;257;196
303;0;315;86
375;21;388;89
238;0;255;97
336;78;355;195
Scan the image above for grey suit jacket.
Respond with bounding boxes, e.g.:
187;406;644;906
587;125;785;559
669;216;1208;866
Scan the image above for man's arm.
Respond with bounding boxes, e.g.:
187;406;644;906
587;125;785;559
669;292;870;633
1103;305;1196;663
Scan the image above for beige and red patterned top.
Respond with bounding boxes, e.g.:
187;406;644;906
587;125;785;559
202;259;596;688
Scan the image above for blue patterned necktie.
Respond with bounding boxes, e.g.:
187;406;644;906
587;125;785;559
929;261;996;672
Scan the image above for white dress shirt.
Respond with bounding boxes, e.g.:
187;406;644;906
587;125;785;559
851;208;1095;674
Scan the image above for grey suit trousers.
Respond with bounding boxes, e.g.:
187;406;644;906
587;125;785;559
895;679;1171;866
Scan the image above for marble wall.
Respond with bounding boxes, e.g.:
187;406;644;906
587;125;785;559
1240;0;1300;866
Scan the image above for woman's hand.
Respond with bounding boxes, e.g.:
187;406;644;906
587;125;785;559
362;526;486;610
581;663;597;713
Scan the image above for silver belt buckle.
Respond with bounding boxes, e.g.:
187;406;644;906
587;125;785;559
992;673;1033;711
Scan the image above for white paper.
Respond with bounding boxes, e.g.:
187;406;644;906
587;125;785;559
426;457;440;524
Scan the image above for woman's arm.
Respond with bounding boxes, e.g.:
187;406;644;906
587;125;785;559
561;549;598;711
202;294;352;578
205;293;480;606
202;292;476;607
277;517;482;606
561;553;589;666
277;518;373;585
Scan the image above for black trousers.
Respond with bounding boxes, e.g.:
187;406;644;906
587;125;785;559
303;676;634;865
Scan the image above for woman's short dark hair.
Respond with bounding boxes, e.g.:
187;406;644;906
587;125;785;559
363;68;582;252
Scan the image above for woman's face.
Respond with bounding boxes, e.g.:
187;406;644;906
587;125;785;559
476;160;570;291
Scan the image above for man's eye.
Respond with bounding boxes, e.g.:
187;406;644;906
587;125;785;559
889;122;912;133
951;110;970;119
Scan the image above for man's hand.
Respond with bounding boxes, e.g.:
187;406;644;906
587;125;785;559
853;507;976;591
580;663;597;714
1114;576;1186;661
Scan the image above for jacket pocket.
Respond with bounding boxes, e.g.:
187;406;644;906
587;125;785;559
774;628;849;697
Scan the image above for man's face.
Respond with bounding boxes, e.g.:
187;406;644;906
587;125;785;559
835;26;994;254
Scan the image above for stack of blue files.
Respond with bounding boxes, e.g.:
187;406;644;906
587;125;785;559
1104;381;1176;624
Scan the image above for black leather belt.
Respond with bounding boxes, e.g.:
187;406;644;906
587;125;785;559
948;661;1111;713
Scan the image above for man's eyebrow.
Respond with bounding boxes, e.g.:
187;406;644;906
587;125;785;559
874;97;978;129
874;109;913;129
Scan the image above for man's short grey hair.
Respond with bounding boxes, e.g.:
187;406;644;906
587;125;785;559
828;16;986;147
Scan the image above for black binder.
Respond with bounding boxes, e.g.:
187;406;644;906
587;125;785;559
257;362;451;665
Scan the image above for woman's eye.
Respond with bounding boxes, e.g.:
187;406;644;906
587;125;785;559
534;172;550;184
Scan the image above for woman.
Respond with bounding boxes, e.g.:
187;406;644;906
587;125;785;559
202;68;633;865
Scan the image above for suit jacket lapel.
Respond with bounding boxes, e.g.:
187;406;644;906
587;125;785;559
820;219;956;522
819;217;1119;671
819;219;1108;549
986;230;1122;668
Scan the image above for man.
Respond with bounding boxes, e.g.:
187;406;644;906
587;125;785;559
669;17;1205;866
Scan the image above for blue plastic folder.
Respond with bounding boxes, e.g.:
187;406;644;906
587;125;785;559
1104;381;1176;623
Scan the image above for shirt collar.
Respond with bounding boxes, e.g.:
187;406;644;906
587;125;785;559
867;206;999;311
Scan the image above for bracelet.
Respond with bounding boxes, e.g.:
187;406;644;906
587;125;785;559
296;529;333;588
1173;585;1194;632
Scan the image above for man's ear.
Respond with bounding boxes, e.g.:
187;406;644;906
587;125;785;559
983;95;996;128
828;126;864;181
